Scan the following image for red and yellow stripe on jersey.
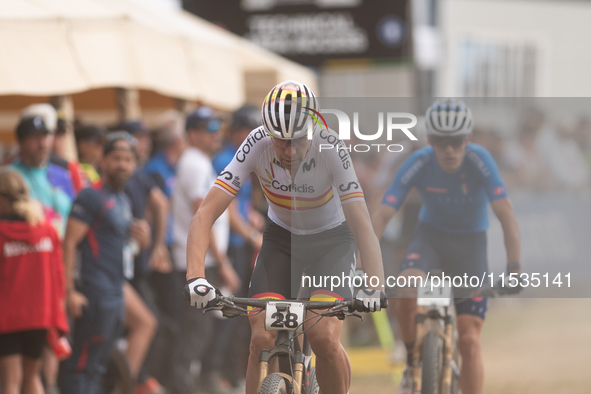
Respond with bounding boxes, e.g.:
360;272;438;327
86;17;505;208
248;292;285;315
214;179;238;196
261;185;335;211
310;290;345;302
339;191;364;203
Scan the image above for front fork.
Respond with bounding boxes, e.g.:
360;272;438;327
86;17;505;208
256;331;307;394
411;313;456;394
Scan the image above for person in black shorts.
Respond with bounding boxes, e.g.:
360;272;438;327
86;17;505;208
59;132;151;394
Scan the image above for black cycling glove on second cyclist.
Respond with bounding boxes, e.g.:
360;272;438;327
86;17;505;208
355;289;388;312
183;277;219;308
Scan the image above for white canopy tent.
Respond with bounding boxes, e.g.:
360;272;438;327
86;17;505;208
0;0;318;111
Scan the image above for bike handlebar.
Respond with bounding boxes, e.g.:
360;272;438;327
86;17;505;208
207;295;387;315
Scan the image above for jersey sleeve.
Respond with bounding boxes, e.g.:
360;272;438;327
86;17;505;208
466;144;508;201
68;188;102;226
381;148;428;210
213;128;264;197
324;138;365;205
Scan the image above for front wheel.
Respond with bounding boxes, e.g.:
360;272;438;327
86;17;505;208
421;332;444;394
260;373;289;394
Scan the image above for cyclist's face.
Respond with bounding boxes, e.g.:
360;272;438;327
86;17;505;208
271;135;310;170
429;134;471;174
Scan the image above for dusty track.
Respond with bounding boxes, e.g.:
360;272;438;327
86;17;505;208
349;298;591;394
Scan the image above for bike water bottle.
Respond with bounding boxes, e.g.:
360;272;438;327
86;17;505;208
46;328;72;360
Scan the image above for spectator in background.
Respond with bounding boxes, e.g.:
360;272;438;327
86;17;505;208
143;111;186;391
117;121;169;394
206;106;264;391
11;115;74;237
76;124;107;189
171;107;238;394
50;110;85;193
0;168;69;394
551;123;590;190
59;132;151;394
20;103;85;193
504;111;554;191
144;112;186;269
18;103;76;393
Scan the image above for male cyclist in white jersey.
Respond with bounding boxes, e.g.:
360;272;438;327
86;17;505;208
183;80;387;394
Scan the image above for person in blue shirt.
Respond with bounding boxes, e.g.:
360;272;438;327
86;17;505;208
372;99;521;394
142;112;186;391
11;116;75;238
59;132;151;394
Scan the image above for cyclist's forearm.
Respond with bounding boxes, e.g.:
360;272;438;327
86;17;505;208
186;210;214;279
492;199;521;265
371;204;397;241
356;232;386;289
501;214;520;265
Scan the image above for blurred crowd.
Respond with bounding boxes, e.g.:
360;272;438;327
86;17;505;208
472;109;591;193
0;103;266;394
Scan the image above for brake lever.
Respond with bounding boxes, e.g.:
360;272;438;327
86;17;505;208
202;305;222;314
322;309;363;321
203;303;248;317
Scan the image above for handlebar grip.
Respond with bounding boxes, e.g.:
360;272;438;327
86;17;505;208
351;297;388;312
352;299;365;312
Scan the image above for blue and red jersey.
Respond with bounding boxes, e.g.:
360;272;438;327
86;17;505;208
382;143;508;233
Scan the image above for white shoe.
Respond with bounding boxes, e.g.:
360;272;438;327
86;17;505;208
389;341;407;363
398;366;414;394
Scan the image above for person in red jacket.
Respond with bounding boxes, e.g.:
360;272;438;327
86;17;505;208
0;167;69;394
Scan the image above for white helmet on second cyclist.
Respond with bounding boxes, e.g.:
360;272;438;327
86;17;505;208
425;99;474;136
262;80;319;140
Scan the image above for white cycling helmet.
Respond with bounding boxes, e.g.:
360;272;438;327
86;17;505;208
261;80;319;140
425;99;473;136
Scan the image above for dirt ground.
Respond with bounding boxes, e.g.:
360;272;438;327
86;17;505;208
349;298;591;394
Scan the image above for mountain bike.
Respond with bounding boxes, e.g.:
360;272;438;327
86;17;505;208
410;277;513;394
204;295;387;394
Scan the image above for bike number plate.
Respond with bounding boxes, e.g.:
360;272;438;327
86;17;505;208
265;301;305;332
417;281;452;306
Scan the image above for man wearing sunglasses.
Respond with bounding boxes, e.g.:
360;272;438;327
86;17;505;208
183;80;387;394
372;99;521;394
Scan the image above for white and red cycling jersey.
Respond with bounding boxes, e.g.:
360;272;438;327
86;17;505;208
213;126;365;235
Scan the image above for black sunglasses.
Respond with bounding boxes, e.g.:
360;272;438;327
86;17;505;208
430;135;467;149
